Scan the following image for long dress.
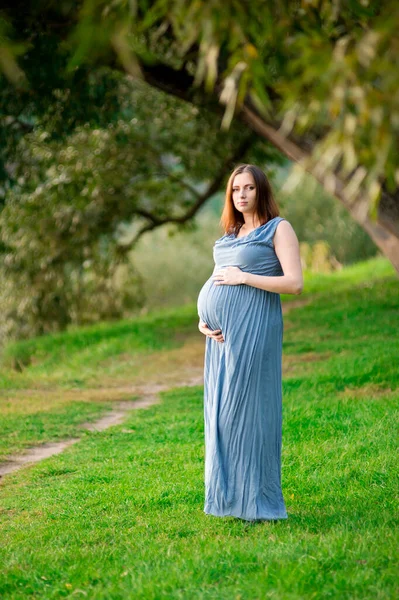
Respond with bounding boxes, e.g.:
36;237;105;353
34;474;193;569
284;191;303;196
197;216;288;521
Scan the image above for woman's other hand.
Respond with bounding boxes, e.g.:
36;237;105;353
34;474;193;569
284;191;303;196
198;320;224;343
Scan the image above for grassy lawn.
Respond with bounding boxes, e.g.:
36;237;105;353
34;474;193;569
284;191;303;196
0;255;398;599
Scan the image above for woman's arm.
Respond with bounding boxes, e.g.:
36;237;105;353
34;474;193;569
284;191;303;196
243;220;303;294
212;220;303;295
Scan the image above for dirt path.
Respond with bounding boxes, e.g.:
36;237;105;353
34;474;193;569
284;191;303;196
0;376;204;479
0;298;310;480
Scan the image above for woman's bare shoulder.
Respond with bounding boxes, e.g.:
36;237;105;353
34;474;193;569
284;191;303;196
275;219;299;245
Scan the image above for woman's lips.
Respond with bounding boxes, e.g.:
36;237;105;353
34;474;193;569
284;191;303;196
238;201;248;205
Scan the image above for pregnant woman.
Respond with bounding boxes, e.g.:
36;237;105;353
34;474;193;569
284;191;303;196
197;163;303;522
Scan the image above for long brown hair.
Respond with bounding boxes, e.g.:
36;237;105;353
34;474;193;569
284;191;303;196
220;164;280;235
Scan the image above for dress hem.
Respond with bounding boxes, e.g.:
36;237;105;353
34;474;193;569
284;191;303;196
204;506;288;522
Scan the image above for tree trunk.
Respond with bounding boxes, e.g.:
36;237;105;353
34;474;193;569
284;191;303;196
240;106;399;274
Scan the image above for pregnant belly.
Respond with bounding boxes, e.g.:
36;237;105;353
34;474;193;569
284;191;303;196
197;277;226;331
197;276;283;334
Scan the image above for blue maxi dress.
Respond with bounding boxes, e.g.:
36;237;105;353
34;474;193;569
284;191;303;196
197;217;288;521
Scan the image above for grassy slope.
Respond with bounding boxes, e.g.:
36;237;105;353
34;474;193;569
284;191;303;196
0;256;398;599
0;304;199;390
0;305;200;458
1;256;394;389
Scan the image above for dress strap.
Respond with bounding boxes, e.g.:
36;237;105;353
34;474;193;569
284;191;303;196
265;217;286;248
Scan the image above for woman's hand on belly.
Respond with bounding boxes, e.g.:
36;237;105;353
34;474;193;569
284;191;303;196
198;320;224;343
212;266;244;286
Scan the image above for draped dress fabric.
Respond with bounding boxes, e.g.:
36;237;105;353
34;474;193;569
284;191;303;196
197;216;288;521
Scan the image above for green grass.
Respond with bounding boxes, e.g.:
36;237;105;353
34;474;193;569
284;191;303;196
0;304;198;390
0;400;116;461
0;256;398;599
280;254;395;300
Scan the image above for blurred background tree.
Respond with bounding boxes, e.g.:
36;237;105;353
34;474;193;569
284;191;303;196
0;70;282;340
0;0;396;342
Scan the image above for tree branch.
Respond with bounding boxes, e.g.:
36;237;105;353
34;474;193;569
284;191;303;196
116;132;255;255
239;103;399;272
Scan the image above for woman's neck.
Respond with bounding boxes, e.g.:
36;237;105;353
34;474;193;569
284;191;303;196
241;215;261;230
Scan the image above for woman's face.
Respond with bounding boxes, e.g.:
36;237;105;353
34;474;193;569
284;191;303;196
232;172;257;215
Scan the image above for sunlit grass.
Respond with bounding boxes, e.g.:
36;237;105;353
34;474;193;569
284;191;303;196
0;256;397;598
0;304;198;389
